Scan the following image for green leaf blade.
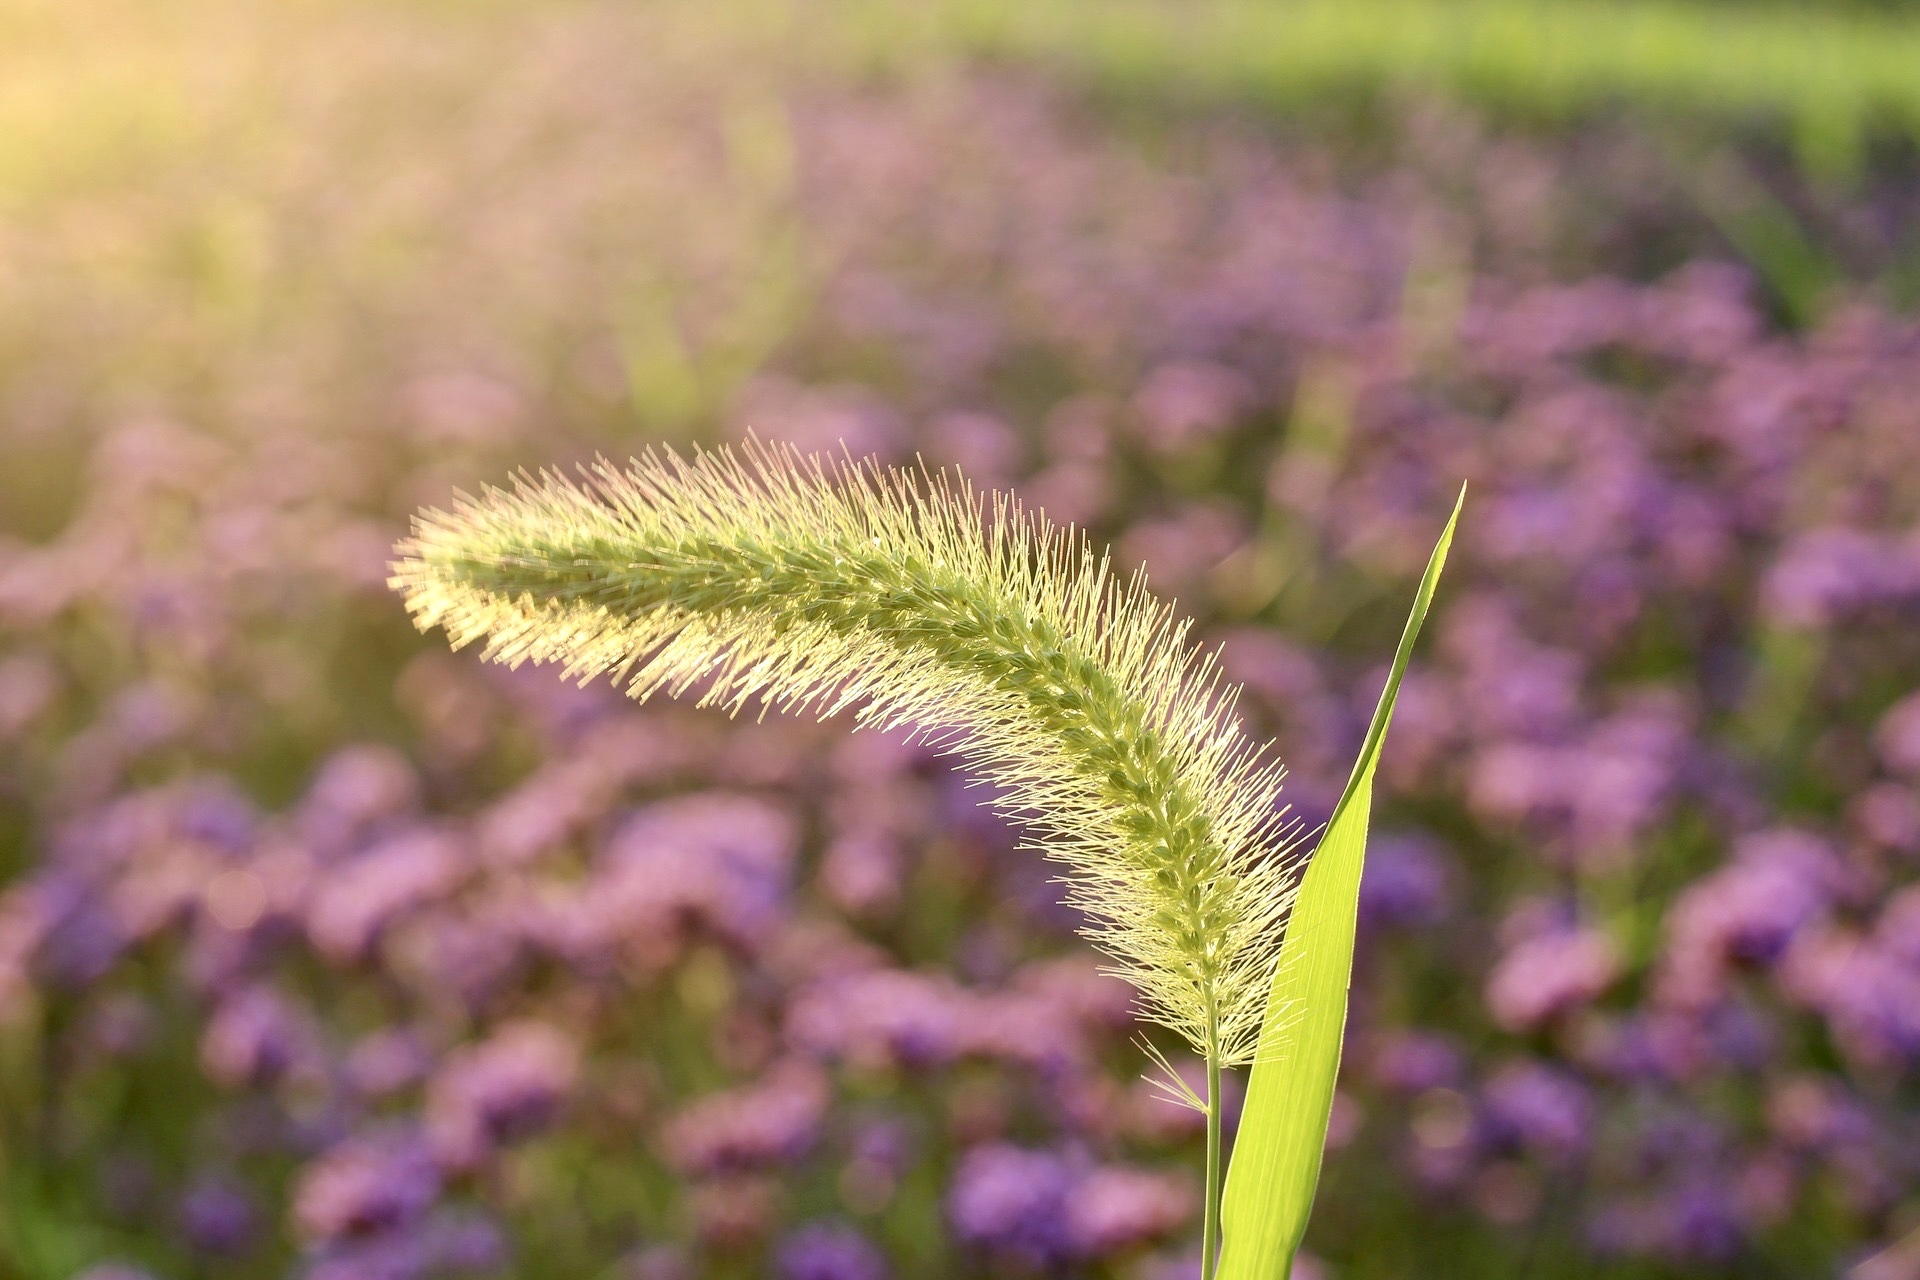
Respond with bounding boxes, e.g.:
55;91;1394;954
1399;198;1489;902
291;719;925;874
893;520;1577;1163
1216;485;1464;1280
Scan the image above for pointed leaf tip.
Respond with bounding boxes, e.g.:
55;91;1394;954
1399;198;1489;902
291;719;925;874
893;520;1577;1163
1216;488;1461;1280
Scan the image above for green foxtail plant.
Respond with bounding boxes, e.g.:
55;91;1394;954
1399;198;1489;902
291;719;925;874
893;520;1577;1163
391;440;1460;1278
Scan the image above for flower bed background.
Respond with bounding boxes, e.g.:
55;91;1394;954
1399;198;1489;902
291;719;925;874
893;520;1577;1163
4;2;1920;1277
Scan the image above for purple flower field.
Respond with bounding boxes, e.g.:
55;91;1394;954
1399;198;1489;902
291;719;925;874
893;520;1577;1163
3;4;1919;1277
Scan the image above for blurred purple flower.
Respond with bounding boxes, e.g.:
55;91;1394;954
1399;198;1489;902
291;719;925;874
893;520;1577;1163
1480;1061;1591;1163
1767;1074;1874;1153
298;745;422;855
1702;1000;1776;1071
179;1177;258;1256
1877;884;1920;968
1467;697;1689;867
1781;929;1920;1068
1131;360;1255;452
293;1126;441;1241
21;873;125;989
687;1174;780;1248
661;1061;828;1176
1662;1182;1746;1262
200;986;322;1089
923;411;1024;488
1486;925;1618;1032
1761;528;1920;629
474;755;631;867
621;1245;692;1280
1659;829;1837;1009
788;969;968;1069
166;776;261;855
1367;1031;1464;1094
346;1028;436;1099
403;369;523;445
0;652;59;741
307;829;464;963
948;1144;1073;1266
819;826;904;919
419;1212;507;1271
1065;1166;1194;1257
1848;783;1920;853
1874;690;1920;780
775;1222;890;1280
838;1115;914;1213
1359;833;1453;929
1441;597;1585;739
426;1021;579;1168
590;792;799;960
731;378;904;463
1117;504;1245;600
388;906;527;1013
301;1211;505;1280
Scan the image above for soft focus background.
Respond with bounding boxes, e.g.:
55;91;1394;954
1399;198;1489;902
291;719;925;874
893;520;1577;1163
5;0;1920;1276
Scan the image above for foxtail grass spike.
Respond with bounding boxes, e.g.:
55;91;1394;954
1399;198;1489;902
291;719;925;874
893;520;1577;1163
391;440;1304;1067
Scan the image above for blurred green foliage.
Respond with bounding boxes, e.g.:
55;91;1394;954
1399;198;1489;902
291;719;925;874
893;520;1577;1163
826;0;1920;183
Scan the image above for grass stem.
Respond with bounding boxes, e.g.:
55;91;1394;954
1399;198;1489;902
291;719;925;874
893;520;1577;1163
1203;1030;1224;1278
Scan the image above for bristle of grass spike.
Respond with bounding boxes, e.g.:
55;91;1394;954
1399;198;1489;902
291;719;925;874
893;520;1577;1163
391;440;1304;1066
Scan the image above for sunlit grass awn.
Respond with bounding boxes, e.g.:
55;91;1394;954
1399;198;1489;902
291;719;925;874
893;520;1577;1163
392;443;1460;1277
